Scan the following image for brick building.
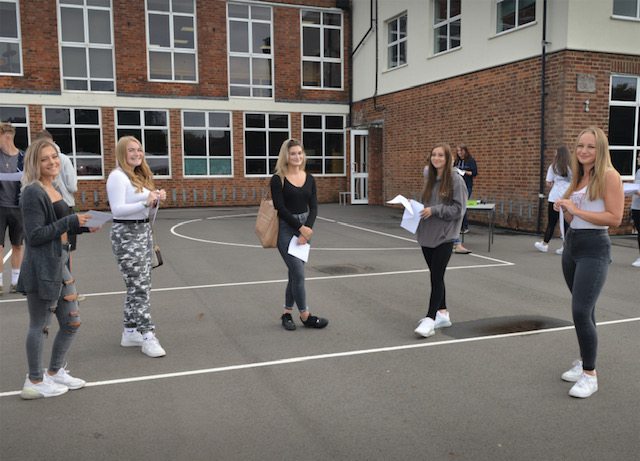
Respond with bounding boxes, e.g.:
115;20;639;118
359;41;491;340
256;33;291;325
1;0;640;234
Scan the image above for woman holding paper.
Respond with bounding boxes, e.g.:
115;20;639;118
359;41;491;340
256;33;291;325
554;126;624;398
271;138;327;331
17;139;97;399
107;136;167;357
414;144;467;338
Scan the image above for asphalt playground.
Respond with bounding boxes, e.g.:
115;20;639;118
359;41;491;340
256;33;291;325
0;203;638;460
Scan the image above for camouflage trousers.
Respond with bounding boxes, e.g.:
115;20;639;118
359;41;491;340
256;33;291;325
110;222;155;333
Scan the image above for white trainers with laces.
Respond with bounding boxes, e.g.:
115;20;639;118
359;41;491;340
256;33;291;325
121;331;144;347
556;247;564;255
142;333;166;357
569;372;598;398
46;366;86;390
534;241;548;253
561;359;583;382
414;317;436;338
632;257;640;267
434;311;452;328
20;373;69;399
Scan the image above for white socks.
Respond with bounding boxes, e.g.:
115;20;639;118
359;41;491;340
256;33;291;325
11;269;20;285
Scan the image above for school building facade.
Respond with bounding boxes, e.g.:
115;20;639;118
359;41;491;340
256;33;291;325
1;0;639;233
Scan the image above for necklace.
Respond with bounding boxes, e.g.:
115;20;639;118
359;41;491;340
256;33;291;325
0;151;12;168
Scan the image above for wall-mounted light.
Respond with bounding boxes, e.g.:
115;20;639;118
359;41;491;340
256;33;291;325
584;100;590;112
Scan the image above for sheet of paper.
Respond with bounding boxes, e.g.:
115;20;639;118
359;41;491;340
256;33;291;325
0;172;23;181
454;167;465;176
387;194;424;234
84;210;113;228
559;207;565;240
288;236;310;262
623;183;640;196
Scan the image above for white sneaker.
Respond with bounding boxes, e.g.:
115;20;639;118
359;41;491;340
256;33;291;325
632;257;640;267
561;359;583;382
20;373;69;400
414;317;435;338
142;333;166;357
534;241;548;253
556;247;564;255
46;366;86;390
121;331;144;347
569;372;598;398
434;311;452;328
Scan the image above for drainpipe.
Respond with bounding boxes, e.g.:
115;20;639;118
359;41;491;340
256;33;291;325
350;0;375;127
537;0;548;234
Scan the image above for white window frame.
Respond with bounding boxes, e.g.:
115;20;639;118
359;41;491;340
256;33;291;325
58;0;116;92
146;0;198;83
496;0;536;35
386;14;407;70
115;108;171;178
43;106;104;179
433;0;461;55
0;0;23;76
301;9;344;90
227;2;274;98
244;112;290;177
609;74;639;181
612;0;640;19
302;114;346;177
182;110;233;178
0;105;29;149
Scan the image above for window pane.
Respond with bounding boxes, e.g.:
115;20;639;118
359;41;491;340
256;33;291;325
388;20;397;42
269;114;288;128
245;131;266;155
117;110;140;125
174;16;194;48
46;108;71;125
611;150;634;175
184;130;206;155
148;0;170;12
48;128;73;153
303;132;322;155
229;56;250;84
451;0;461;17
75;109;99;124
450;19;461;48
0;2;18;38
62;47;87;78
325;158;343;174
434;0;447;23
0;106;26;123
75;128;101;154
613;0;638;16
117;128;142;141
497;0;515;32
147;157;169;175
61;7;85;42
209;131;231;156
210;159;231;175
303;28;320;57
251;5;270;21
245;113;265;128
88;0;110;6
323;12;340;26
608;106;635;145
149;14;170;47
210;112;230;127
89;48;113;78
229;20;249;52
0;43;20;73
252;22;271;54
326;116;343;130
269;131;288;155
306;158;322;174
65;80;88;91
519;0;536;25
246;158;266;175
302;11;320;25
304;115;322;129
230;86;251;97
324;28;340;58
149;51;172;79
611;76;637;101
173;0;194;14
185;158;206;175
76;157;102;176
303;61;320;87
174;52;196;80
145;110;167;126
184;111;205;126
88;9;111;44
228;3;248;19
326;132;343;155
252;58;271;85
324;62;341;88
144;130;168;155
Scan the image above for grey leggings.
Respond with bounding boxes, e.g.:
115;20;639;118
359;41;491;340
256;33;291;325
276;212;309;313
561;228;611;371
26;245;80;381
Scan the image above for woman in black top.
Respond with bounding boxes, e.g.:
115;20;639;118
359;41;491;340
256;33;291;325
270;139;327;331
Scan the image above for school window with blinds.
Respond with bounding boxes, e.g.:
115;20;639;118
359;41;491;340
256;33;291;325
609;75;640;180
183;111;233;177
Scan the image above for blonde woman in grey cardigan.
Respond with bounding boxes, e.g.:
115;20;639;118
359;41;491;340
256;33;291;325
17;139;98;399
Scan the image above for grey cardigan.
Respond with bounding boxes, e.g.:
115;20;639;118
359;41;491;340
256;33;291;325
416;173;468;248
16;183;80;300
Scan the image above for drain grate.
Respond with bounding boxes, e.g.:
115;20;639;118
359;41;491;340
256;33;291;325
313;264;373;275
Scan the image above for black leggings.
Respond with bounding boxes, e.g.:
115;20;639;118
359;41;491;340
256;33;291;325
421;241;454;319
543;202;569;243
632;209;640;252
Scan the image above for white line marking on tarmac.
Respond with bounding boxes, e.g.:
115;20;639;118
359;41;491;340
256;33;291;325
1;317;637;397
3;249;11;264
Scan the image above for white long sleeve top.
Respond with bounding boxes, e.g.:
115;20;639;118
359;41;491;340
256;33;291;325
106;168;151;220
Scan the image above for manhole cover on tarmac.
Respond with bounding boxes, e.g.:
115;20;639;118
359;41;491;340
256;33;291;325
313;264;373;275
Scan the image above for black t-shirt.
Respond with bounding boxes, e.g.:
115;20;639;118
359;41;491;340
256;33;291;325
270;174;318;234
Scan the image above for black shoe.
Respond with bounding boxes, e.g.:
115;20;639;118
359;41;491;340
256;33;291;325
281;313;296;331
301;315;328;329
461;227;469;234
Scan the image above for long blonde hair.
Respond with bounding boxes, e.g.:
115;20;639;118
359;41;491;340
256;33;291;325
422;144;454;203
21;139;58;191
563;126;613;201
114;136;155;192
273;138;305;183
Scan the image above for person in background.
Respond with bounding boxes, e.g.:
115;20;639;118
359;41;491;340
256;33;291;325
107;136;167;357
0;122;24;294
452;144;476;254
414;143;467;338
17;139;98;399
630;154;640;267
271;138;328;331
554;126;624;398
534;146;572;255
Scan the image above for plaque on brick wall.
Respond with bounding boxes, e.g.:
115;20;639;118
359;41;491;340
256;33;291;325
577;74;596;93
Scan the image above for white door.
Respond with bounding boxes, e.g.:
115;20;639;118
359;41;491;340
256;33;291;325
350;130;369;204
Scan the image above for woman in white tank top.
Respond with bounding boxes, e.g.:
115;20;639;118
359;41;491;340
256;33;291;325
553;126;624;399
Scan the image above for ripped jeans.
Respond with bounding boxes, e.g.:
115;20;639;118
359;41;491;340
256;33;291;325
25;245;80;381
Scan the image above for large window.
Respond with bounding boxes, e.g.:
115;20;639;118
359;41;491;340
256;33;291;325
609;75;639;180
496;0;535;33
386;14;407;70
59;0;115;91
0;105;28;149
147;0;197;82
244;113;289;176
434;0;460;54
116;109;170;177
44;107;103;178
301;9;342;89
613;0;640;18
302;114;345;175
183;111;233;177
0;0;22;75
227;3;272;98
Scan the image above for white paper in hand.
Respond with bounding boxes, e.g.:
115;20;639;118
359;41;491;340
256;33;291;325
387;195;424;234
288;236;310;262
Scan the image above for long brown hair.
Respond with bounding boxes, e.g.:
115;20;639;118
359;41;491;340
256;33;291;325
422;144;454;203
553;145;570;177
114;136;155;193
563;127;614;201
